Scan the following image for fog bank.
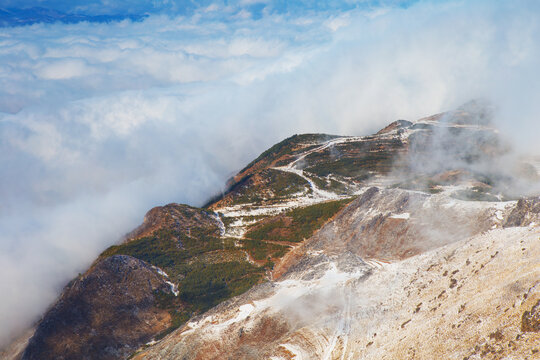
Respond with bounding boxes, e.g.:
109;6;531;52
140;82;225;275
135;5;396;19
1;0;539;346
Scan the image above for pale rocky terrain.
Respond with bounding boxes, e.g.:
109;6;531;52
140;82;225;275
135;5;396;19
133;191;540;359
132;103;540;359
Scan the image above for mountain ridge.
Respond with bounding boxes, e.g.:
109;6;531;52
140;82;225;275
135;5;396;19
3;104;540;359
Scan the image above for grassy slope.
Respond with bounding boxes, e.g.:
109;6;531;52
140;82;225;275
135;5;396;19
205;134;339;207
100;229;265;337
100;198;355;338
245;198;354;243
101;135;362;342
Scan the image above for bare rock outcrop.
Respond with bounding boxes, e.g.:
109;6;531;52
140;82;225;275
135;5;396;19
504;197;540;228
126;204;221;241
522;300;540;333
22;255;172;360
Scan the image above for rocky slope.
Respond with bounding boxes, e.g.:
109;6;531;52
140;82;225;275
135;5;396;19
135;223;539;360
132;103;540;359
23;255;173;360
5;102;540;359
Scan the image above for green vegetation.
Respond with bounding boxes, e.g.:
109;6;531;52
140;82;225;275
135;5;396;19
304;156;380;179
238;133;339;175
309;175;350;194
245;198;354;243
228;169;309;205
216;212;236;228
242;238;289;260
179;261;263;309
303;138;403;179
266;169;309;197
247;218;288;242
149;260;262;340
100;227;265;336
101;229;224;273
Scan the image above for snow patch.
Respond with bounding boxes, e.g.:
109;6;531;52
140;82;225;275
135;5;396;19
152;266;179;296
165;280;179;297
154;267;168;278
211;212;226;237
390;212;410;220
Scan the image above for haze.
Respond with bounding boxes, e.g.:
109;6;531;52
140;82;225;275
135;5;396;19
1;0;539;347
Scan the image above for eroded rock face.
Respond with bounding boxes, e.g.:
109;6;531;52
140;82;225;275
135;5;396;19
22;255;172;360
522;300;540;333
126;204;221;241
305;187;498;261
504;197;540;228
134;226;540;360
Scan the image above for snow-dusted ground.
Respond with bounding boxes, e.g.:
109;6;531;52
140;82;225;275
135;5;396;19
136;224;540;360
273;166;339;201
214;135;391;239
135;172;540;359
390;212;410;219
211;212;226;237
212;121;508;243
152;266;178;296
131;119;540;360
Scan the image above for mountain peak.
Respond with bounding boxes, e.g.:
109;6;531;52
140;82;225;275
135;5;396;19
8;106;540;360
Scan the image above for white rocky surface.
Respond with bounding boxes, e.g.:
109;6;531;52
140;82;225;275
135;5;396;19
134;187;540;359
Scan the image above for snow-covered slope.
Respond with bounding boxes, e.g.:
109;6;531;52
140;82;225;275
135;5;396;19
133;104;540;359
134;199;540;359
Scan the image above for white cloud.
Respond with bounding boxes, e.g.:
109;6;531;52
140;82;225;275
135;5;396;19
239;0;269;5
324;13;351;31
35;58;96;79
1;0;540;347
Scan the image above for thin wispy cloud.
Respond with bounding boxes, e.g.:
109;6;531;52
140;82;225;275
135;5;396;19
1;0;539;347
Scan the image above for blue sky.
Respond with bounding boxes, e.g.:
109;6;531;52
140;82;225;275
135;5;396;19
0;0;539;347
0;0;420;25
2;1;418;14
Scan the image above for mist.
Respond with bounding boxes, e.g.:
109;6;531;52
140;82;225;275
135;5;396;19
1;0;540;347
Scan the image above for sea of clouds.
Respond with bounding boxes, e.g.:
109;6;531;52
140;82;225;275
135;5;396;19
1;0;539;347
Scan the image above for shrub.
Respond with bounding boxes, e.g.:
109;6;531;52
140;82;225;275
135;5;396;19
245;198;354;243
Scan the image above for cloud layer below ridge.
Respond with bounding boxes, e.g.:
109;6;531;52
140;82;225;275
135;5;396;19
1;0;539;346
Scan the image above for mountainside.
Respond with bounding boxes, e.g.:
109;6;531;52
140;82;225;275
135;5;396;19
23;256;173;360
134;221;540;360
4;102;540;359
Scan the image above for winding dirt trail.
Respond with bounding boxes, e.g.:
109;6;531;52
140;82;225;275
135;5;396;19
272;137;360;201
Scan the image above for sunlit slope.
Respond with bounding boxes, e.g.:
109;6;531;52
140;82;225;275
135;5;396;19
14;103;540;360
